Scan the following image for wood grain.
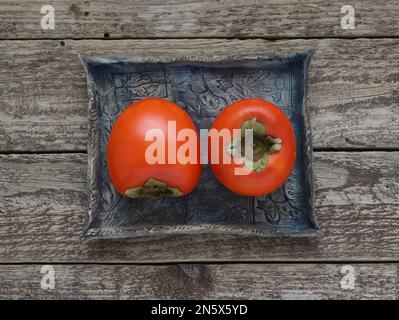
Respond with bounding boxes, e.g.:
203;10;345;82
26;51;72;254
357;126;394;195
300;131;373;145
2;0;398;301
0;263;397;299
1;1;398;39
0;152;398;263
0;39;398;152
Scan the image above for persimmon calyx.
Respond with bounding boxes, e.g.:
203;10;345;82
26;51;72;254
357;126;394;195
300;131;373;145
125;178;183;198
226;117;282;173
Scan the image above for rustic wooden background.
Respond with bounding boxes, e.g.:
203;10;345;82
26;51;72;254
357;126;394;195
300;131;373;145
0;0;398;299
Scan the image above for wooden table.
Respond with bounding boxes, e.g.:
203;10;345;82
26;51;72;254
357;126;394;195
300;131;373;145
0;0;398;299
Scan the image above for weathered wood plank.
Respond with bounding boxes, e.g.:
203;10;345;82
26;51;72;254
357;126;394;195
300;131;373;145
1;1;398;39
0;39;398;152
0;263;397;299
0;152;398;262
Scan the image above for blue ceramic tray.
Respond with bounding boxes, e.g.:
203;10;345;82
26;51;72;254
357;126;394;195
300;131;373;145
81;51;320;240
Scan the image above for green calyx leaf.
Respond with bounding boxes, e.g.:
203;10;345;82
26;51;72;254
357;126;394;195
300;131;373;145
226;117;282;174
241;117;266;137
125;178;183;199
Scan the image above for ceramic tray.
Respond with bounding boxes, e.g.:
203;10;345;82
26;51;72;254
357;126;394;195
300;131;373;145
81;51;320;240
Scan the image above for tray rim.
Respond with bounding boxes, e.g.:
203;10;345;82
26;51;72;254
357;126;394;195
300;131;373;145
80;51;320;241
82;225;320;241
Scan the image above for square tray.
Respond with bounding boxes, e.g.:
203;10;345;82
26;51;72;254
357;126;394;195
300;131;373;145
81;51;320;240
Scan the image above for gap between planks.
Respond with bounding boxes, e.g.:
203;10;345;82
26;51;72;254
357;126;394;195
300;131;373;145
0;261;398;266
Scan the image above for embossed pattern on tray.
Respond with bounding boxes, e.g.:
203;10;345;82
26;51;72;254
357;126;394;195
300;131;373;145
81;52;320;240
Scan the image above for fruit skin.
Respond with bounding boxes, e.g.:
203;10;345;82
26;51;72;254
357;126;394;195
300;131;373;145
208;98;296;196
107;98;201;197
